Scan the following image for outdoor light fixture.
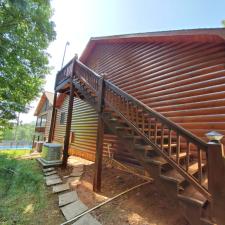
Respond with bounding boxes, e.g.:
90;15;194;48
205;131;224;143
61;41;70;69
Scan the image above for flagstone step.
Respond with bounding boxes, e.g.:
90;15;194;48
53;183;70;193
45;174;60;180
59;191;79;207
60;200;88;221
72;213;101;225
44;170;57;176
46;177;62;186
43;167;55;172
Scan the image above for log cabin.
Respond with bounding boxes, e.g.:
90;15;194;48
46;28;225;225
33;91;54;144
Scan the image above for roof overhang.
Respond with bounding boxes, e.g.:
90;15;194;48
79;28;225;63
34;91;54;116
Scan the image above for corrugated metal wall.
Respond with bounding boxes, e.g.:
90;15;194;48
84;41;225;144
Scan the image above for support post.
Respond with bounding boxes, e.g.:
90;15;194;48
61;56;77;168
93;75;105;192
48;92;57;143
62;77;75;168
207;142;225;224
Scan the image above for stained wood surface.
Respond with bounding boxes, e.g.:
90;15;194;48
84;41;225;144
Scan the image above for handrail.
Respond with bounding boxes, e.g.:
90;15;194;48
76;60;102;79
69;58;208;148
105;80;208;149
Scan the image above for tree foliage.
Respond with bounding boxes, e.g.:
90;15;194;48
0;0;56;128
2;122;35;142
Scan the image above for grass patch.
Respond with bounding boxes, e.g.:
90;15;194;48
0;150;64;225
0;149;31;157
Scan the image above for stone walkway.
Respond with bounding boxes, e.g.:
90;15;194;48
42;158;101;225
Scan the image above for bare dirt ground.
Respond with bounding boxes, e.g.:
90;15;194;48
70;161;189;225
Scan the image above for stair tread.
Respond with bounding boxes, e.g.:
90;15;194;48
188;162;205;174
161;168;185;183
161;162;204;183
179;184;207;204
171;152;187;160
162;143;177;148
123;135;142;139
146;156;168;165
135;144;153;151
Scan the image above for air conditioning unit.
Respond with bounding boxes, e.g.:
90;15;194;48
38;143;62;166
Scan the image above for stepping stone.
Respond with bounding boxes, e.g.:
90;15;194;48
44;170;57;176
43;167;55;172
53;183;70;193
61;200;88;221
70;170;83;177
59;191;78;207
72;213;101;225
46;178;62;186
73;165;84;171
45;174;59;180
67;177;80;186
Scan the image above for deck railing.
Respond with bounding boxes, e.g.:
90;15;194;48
55;59;74;89
73;59;211;200
55;58;216;200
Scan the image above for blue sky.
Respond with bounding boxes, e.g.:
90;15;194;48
21;0;225;122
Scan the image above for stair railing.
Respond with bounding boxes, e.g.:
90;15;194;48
55;58;74;89
72;59;210;200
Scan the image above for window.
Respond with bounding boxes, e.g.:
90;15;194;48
36;114;47;127
41;115;47;127
60;112;65;125
36;117;42;127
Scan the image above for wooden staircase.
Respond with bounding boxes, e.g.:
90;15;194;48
54;57;225;225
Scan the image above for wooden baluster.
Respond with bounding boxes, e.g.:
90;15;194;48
148;117;151;139
112;92;115;108
186;141;190;172
126;101;129;119
161;124;164;151
168;129;172;156
176;133;180;164
122;98;127;117
142;112;145;134
198;147;202;184
154;119;158;144
131;104;134;123
122;98;126;116
136;107;139;128
115;94;118;110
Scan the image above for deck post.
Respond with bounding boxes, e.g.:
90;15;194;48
62;58;77;168
207;142;225;224
93;75;105;192
48;92;57;143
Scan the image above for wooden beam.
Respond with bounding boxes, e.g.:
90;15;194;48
62;78;75;168
93;75;105;192
48;92;57;143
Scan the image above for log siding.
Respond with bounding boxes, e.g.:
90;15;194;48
84;41;225;143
